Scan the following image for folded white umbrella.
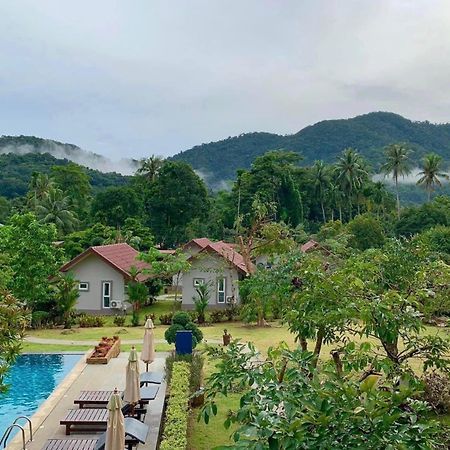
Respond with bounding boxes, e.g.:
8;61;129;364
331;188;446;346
123;347;140;404
141;318;155;371
105;388;125;450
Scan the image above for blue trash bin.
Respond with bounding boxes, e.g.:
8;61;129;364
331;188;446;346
175;330;193;355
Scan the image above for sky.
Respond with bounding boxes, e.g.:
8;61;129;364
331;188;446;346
1;0;450;160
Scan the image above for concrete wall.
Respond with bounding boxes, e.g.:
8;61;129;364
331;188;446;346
181;253;242;309
66;254;127;315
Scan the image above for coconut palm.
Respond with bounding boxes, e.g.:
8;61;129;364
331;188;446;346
334;148;368;220
311;160;330;223
35;188;78;234
381;144;411;218
417;153;449;201
136;155;164;182
28;173;55;207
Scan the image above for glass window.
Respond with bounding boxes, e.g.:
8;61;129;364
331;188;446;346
193;278;205;287
79;282;89;291
217;277;226;303
102;281;111;308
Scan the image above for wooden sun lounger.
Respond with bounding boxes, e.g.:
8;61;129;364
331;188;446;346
139;372;164;386
46;418;147;450
74;386;159;409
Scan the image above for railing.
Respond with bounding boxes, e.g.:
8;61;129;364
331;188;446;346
0;416;32;450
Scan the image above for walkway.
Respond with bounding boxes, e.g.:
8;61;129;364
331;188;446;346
24;336;223;345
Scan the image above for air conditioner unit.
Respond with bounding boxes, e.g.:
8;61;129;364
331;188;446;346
110;300;122;309
225;296;234;304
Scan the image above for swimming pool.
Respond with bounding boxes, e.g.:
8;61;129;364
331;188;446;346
0;353;82;441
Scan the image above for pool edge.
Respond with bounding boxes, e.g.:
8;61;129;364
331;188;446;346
7;349;90;450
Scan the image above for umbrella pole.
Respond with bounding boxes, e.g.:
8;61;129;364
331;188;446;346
146;362;149;372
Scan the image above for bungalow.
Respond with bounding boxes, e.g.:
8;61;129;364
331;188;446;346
180;238;251;310
59;243;150;314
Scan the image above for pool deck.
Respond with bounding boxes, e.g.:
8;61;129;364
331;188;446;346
7;351;167;450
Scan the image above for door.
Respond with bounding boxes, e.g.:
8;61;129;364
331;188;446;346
102;281;112;308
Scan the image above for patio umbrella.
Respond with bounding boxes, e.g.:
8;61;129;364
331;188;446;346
141;318;155;371
123;346;140;405
105;388;125;450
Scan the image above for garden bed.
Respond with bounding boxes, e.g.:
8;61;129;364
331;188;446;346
86;336;120;364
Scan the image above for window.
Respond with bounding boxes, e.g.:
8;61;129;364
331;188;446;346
102;281;112;308
79;282;89;291
193;278;205;287
217;277;226;303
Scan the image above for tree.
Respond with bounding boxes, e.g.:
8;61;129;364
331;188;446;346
381;143;411;218
51;272;80;328
0;289;30;393
0;213;62;310
193;281;211;324
417;153;449;201
91;186;143;227
136;155;164;182
346;213;385;251
311;160;331;223
28;172;55;204
334;148;369;220
0;196;11;223
34;187;78;235
145;161;209;247
127;267;149;326
164;311;203;348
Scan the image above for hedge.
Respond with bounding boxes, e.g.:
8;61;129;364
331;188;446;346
160;361;191;450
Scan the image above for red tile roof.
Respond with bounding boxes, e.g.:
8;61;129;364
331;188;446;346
300;240;319;253
183;238;213;250
60;243;150;281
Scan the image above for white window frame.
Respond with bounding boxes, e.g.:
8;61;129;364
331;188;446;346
217;277;226;304
102;281;112;309
79;282;89;291
193;278;205;287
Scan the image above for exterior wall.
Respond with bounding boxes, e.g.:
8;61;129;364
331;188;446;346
181;253;242;309
66;254;127;315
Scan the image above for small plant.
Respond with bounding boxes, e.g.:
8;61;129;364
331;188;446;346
159;313;173;325
193;282;211;324
78;315;106;328
131;310;140;327
31;310;50;329
209;310;225;323
113;315;126;327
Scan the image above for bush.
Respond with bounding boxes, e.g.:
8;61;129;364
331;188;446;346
131;310;140;327
159;313;173;325
31;310;50;329
78;315;105;328
224;304;241;321
209;310;225;323
165;312;203;348
113;315;126;327
187;310;198;323
160;361;190;450
165;351;204;394
423;372;450;413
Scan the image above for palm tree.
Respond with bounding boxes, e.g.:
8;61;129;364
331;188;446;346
334;148;368;220
136;155;164;182
28;173;55;207
311;160;330;223
417;153;449;201
381;144;411;218
35;188;78;234
52;272;80;328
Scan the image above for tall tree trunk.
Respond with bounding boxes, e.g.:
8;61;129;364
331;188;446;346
331;351;343;377
312;328;324;367
321;200;326;223
395;176;400;219
339;206;342;222
299;336;308;351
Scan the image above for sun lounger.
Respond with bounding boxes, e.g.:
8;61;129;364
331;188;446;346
139;372;164;386
74;386;159;409
46;417;147;449
60;404;147;435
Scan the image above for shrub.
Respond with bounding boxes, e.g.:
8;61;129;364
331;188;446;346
423;372;450;413
159;313;173;325
131;310;140;327
165;351;204;394
209;310;225;323
224;304;241;321
31;310;50;329
187;310;198;323
78;315;105;327
160;361;190;450
165;312;203;348
113;315;126;327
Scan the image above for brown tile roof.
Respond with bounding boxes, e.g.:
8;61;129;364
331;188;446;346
183;238;213;250
60;243;150;281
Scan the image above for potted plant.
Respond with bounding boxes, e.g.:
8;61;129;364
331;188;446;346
222;329;232;346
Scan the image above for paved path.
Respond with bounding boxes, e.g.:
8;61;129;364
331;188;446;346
25;335;222;345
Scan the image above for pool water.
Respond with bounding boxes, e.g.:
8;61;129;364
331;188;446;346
0;353;82;440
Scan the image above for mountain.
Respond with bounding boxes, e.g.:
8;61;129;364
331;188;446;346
172;112;450;187
0;135;139;174
0;152;130;198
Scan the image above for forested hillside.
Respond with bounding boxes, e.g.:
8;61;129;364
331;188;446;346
172;112;450;184
0;153;129;198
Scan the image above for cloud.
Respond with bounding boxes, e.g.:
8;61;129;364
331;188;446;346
0;1;450;160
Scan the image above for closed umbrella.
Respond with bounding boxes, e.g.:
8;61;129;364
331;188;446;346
105;388;125;450
123;346;140;405
141;318;155;371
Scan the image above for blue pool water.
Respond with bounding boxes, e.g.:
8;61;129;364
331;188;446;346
0;353;81;440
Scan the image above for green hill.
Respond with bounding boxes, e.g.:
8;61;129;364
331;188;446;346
0;152;129;198
172;112;450;186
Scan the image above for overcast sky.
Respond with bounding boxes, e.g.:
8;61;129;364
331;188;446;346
1;0;450;160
